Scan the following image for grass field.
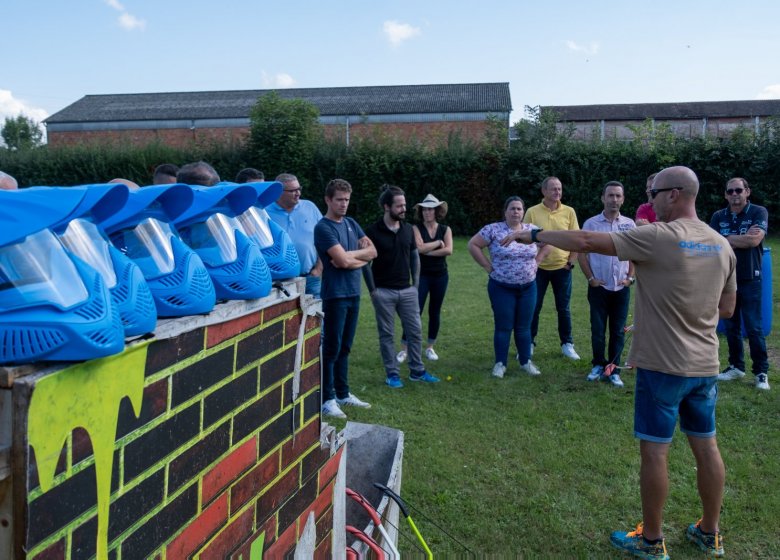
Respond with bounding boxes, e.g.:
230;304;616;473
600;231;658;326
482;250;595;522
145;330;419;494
330;235;779;558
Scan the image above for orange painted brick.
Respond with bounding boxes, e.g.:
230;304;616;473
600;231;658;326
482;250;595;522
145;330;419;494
263;299;298;322
318;446;343;492
166;493;228;559
207;312;262;348
281;419;319;470
230;450;280;513
198;507;254;560
264;514;297;559
202;437;258;505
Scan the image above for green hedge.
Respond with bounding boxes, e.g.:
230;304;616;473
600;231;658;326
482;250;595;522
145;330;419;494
2;120;778;235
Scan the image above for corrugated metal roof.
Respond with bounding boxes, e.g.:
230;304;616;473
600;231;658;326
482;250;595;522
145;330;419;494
544;100;780;121
46;83;512;124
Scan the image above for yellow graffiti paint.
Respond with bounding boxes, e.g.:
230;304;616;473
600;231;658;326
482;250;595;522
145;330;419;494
28;342;149;560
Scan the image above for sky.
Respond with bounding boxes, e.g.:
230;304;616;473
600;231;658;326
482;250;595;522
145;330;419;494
4;0;780;130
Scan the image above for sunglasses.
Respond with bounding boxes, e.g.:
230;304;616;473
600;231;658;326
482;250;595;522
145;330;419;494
726;188;744;195
649;187;681;199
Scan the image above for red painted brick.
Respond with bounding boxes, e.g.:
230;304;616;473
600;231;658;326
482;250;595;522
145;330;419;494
264;514;297;560
230;450;280;513
263;299;298;322
202;437;258;505
299;362;320;394
318;446;343;492
281;420;319;471
305;314;320;332
165;493;228;559
256;466;299;524
315;504;334;550
314;532;332;560
207;311;262;348
304;333;320;364
198;508;254;560
34;537;66;560
304;479;334;524
284;313;301;345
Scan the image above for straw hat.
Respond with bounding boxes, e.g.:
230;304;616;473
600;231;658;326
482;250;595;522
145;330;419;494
414;193;448;214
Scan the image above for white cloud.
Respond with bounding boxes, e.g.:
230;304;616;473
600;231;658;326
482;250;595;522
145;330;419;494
103;0;125;11
0;90;49;123
261;72;296;88
756;84;780;99
565;40;600;56
383;20;421;47
118;12;146;31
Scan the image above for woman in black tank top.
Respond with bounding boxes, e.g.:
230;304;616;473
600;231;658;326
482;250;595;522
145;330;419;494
397;194;453;363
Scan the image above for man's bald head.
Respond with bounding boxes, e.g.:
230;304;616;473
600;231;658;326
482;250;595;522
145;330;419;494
654;166;699;198
0;171;18;191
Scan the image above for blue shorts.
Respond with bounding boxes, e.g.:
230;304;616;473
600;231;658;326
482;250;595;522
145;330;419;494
634;368;718;443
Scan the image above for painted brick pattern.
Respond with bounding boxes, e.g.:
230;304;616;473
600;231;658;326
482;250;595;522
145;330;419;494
21;297;336;559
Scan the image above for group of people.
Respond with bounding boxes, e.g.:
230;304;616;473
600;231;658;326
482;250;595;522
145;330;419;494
2;161;770;558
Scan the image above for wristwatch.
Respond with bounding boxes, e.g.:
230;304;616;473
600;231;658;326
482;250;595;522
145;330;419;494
531;228;543;243
565;262;575;270
628;276;635;284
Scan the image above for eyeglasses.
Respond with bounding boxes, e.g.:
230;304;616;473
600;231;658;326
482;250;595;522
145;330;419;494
649;187;681;199
283;188;302;193
726;188;744;195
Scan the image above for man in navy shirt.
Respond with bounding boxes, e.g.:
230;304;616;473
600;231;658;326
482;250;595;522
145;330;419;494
314;179;376;418
364;185;441;388
710;177;770;390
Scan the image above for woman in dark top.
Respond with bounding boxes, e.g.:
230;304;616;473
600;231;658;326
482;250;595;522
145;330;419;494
397;194;453;363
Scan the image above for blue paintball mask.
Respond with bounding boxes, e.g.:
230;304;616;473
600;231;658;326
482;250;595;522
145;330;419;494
174;184;272;300
42;184;157;337
0;189;125;364
236;182;301;280
99;184;216;317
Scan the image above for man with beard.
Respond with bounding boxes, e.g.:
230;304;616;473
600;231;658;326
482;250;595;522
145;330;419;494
578;181;636;388
364;185;441;388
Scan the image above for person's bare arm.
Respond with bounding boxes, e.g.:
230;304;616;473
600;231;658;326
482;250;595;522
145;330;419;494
718;291;736;319
468;233;492;274
501;229;617;256
726;226;765;249
424;226;453;257
327;236;377;269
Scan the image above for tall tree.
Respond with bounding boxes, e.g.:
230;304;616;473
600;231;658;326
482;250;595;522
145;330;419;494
1;114;44;150
247;92;322;180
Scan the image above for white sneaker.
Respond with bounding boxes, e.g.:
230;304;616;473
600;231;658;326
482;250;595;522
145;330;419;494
425;347;439;361
336;393;372;408
608;373;624;388
322;399;347;418
561;343;581;360
755;373;770;390
587;365;604;381
718;365;745;381
396;349;407;363
520;360;541;376
492;362;506;378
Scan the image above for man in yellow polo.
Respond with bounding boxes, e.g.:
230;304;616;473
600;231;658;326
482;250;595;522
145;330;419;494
523;176;581;360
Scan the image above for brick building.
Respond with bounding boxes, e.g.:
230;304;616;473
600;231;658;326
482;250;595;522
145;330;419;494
45;83;512;148
543;99;780;140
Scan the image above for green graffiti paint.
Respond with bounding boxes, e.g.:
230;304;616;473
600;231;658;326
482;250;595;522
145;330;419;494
28;342;149;560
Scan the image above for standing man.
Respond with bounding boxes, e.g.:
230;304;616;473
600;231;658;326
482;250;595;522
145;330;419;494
267;173;323;297
578;181;636;388
635;173;658;226
314;179;376;418
504;166;736;559
710;177;770;390
364;185;440;388
523;176;581;360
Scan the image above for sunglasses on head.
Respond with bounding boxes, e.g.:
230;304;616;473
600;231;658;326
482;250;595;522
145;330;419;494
726;188;744;195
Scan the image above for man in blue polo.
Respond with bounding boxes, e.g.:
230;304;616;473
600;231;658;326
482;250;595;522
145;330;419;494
266;173;323;297
710;177;770;390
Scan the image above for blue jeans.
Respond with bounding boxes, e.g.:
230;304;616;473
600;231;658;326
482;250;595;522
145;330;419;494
531;267;573;345
587;285;631;367
487;278;537;366
724;279;768;374
634;368;718;443
402;272;449;344
305;275;321;298
321;296;360;401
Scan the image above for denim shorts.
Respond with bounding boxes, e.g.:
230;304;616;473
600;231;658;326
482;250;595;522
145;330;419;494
634;368;718;443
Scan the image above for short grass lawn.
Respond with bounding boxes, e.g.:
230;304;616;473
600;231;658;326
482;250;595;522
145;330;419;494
329;235;780;558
